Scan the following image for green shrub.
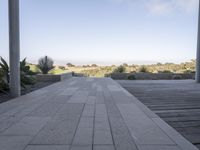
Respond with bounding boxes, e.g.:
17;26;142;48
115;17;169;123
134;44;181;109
38;56;54;74
113;65;126;73
0;57;36;91
0;69;9;93
159;70;172;73
19;58;36;88
0;57;9;92
139;66;148;73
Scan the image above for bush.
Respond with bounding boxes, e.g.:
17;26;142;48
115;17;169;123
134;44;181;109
0;57;9;92
127;74;136;80
139;65;148;73
159;70;171;73
0;69;9;93
20;58;36;88
113;65;126;73
38;56;54;74
0;57;36;91
59;66;65;70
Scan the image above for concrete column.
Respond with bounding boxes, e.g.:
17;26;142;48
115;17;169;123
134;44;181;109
196;1;200;83
8;0;21;97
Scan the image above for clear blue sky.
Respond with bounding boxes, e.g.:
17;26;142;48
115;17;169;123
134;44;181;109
0;0;199;65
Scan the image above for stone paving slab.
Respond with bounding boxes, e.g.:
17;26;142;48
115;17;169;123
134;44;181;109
0;77;198;150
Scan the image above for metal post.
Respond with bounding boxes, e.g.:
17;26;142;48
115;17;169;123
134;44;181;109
8;0;21;97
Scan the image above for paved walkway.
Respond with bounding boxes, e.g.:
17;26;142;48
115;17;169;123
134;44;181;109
0;78;198;150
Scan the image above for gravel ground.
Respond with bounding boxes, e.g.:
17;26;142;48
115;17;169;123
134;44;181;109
0;81;55;104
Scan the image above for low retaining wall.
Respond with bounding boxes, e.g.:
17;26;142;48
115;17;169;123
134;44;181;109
110;73;195;80
36;72;73;82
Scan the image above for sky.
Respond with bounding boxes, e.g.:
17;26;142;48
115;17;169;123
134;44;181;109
0;0;199;65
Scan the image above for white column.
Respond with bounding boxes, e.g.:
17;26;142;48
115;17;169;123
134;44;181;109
196;0;200;83
8;0;21;97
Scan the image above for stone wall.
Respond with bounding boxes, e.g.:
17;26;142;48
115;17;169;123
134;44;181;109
36;72;73;82
110;73;195;80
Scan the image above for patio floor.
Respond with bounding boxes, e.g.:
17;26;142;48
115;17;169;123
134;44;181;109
0;77;198;150
118;80;200;149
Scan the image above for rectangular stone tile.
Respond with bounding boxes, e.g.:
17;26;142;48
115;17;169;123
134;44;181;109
96;92;104;104
1;116;50;136
0;101;49;133
28;103;63;117
68;81;77;86
117;104;175;145
0;115;25;133
153;118;199;150
94;129;113;145
95;117;110;129
72;112;94;145
93;145;115;150
78;117;94;128
56;103;84;115
108;117;138;150
70;145;92;150
103;90;138;150
25;145;70;150
82;105;95;117
68;91;89;103
92;83;97;89
137;145;181;150
95;104;107;117
72;128;93;145
97;85;103;92
59;88;78;96
107;85;121;92
94;103;113;145
0;136;32;150
47;95;71;104
30;115;80;145
110;91;133;104
86;96;96;105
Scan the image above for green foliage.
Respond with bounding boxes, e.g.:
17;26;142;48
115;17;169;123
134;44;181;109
58;66;65;70
158;70;172;73
66;63;75;67
21;58;37;75
0;57;9;83
0;57;36;91
49;68;68;74
0;69;9;93
0;57;9;92
38;56;54;74
64;60;196;77
29;64;41;73
20;58;36;88
91;64;98;67
139;65;148;73
113;65;126;73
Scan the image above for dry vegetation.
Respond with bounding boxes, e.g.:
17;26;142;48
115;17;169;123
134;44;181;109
29;59;196;77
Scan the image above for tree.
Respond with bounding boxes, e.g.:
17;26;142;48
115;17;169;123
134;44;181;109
38;56;54;74
113;65;126;73
91;64;98;67
59;66;65;70
139;65;148;73
122;63;128;67
66;63;75;67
